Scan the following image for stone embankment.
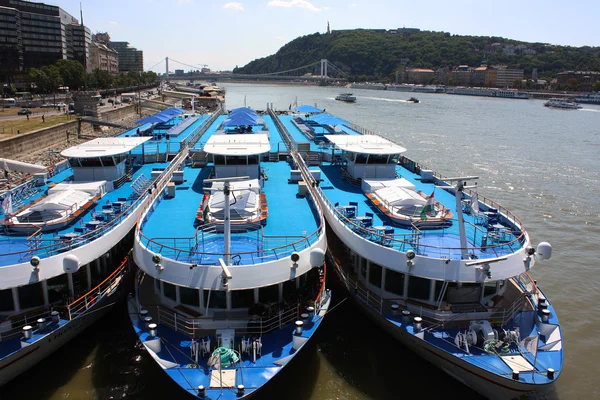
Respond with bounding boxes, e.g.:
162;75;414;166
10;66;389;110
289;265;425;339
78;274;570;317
0;105;156;188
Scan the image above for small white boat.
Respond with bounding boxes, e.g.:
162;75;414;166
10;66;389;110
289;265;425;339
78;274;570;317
544;98;581;109
335;93;357;103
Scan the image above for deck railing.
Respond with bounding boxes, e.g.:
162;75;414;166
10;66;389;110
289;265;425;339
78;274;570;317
64;256;129;320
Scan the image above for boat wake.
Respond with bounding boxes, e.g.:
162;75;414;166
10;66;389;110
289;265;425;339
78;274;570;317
363;96;409;103
579;108;600;112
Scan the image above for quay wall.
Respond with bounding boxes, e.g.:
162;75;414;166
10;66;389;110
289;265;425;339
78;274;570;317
0;105;137;158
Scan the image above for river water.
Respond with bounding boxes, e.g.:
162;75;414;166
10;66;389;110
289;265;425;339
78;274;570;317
1;83;598;399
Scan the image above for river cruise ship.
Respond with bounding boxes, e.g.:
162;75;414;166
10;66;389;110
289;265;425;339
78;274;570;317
276;110;562;400
0;107;211;387
129;106;331;399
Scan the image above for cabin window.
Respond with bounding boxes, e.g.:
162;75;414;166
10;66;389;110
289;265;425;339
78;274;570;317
384;269;405;296
214;155;225;165
226;155;247;165
47;274;69;305
484;281;498;297
0;288;14;312
231;289;255;308
389;154;400;164
369;262;383;288
360;258;367;279
259;284;279;304
407;276;431;301
355;153;368;164
72;267;88;295
282;280;298;304
90;262;106;286
78;158;103;167
163;282;176;301
204;290;226;309
434;280;445;302
100;156;116;166
248;155;259;164
367;154;388;164
18;282;44;309
446;282;482;304
180;287;199;307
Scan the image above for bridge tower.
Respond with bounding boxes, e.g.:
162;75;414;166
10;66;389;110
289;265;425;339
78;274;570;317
165;57;169;81
320;59;328;78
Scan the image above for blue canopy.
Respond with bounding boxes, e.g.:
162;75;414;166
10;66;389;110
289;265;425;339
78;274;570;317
311;113;348;126
297;105;323;113
224;113;259;127
135;107;184;125
230;107;256;114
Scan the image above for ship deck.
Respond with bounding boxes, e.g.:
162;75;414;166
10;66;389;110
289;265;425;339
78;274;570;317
140;113;321;265
315;161;524;259
120;114;210;155
132;310;323;400
0;162;168;267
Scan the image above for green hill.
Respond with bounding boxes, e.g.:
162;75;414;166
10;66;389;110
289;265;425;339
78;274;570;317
234;29;600;81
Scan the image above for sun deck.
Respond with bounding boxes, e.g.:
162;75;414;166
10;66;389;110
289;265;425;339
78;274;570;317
0;162;168;267
316;161;525;259
139;161;320;265
120;114;210;155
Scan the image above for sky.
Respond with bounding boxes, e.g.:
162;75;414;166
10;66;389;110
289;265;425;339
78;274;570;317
52;0;600;72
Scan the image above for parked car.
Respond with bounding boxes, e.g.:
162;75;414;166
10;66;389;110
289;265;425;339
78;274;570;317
114;100;121;105
17;109;32;115
107;99;114;104
56;102;67;107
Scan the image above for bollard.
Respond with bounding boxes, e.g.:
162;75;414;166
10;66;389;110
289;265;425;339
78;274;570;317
413;317;422;332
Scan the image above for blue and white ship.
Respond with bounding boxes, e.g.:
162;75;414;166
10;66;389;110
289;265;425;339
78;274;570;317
279;108;562;400
0;107;208;387
128;105;330;399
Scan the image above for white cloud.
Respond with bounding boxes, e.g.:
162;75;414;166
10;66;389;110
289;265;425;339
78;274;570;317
223;2;244;11
267;0;326;13
109;21;118;25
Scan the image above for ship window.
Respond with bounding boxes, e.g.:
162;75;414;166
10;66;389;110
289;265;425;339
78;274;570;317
72;267;88;295
434;280;445;302
355;153;368;164
446;283;482;304
384;269;405;296
214;155;225;165
18;282;44;309
407;276;431;301
369;262;382;288
163;282;176;301
389;154;400;164
47;274;69;305
0;288;14;312
248;155;258;164
259;284;279;304
225;155;246;165
367;154;388;164
204;290;226;309
360;258;367;278
484;281;498;297
231;289;254;309
180;287;199;307
282;280;298;304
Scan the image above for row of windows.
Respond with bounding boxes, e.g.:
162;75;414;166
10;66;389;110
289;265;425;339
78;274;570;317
360;260;501;303
21;16;60;27
0;13;18;21
23;46;63;53
0;28;18;36
22;32;61;41
0;36;18;43
160;279;302;310
0;21;18;29
22;26;62;35
23;39;62;46
0;262;111;312
10;0;58;12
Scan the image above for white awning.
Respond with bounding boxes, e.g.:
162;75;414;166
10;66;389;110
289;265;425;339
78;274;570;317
325;134;406;155
49;181;107;196
208;179;260;213
61;137;152;158
203;134;270;156
362;178;416;192
374;186;425;207
26;190;92;213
